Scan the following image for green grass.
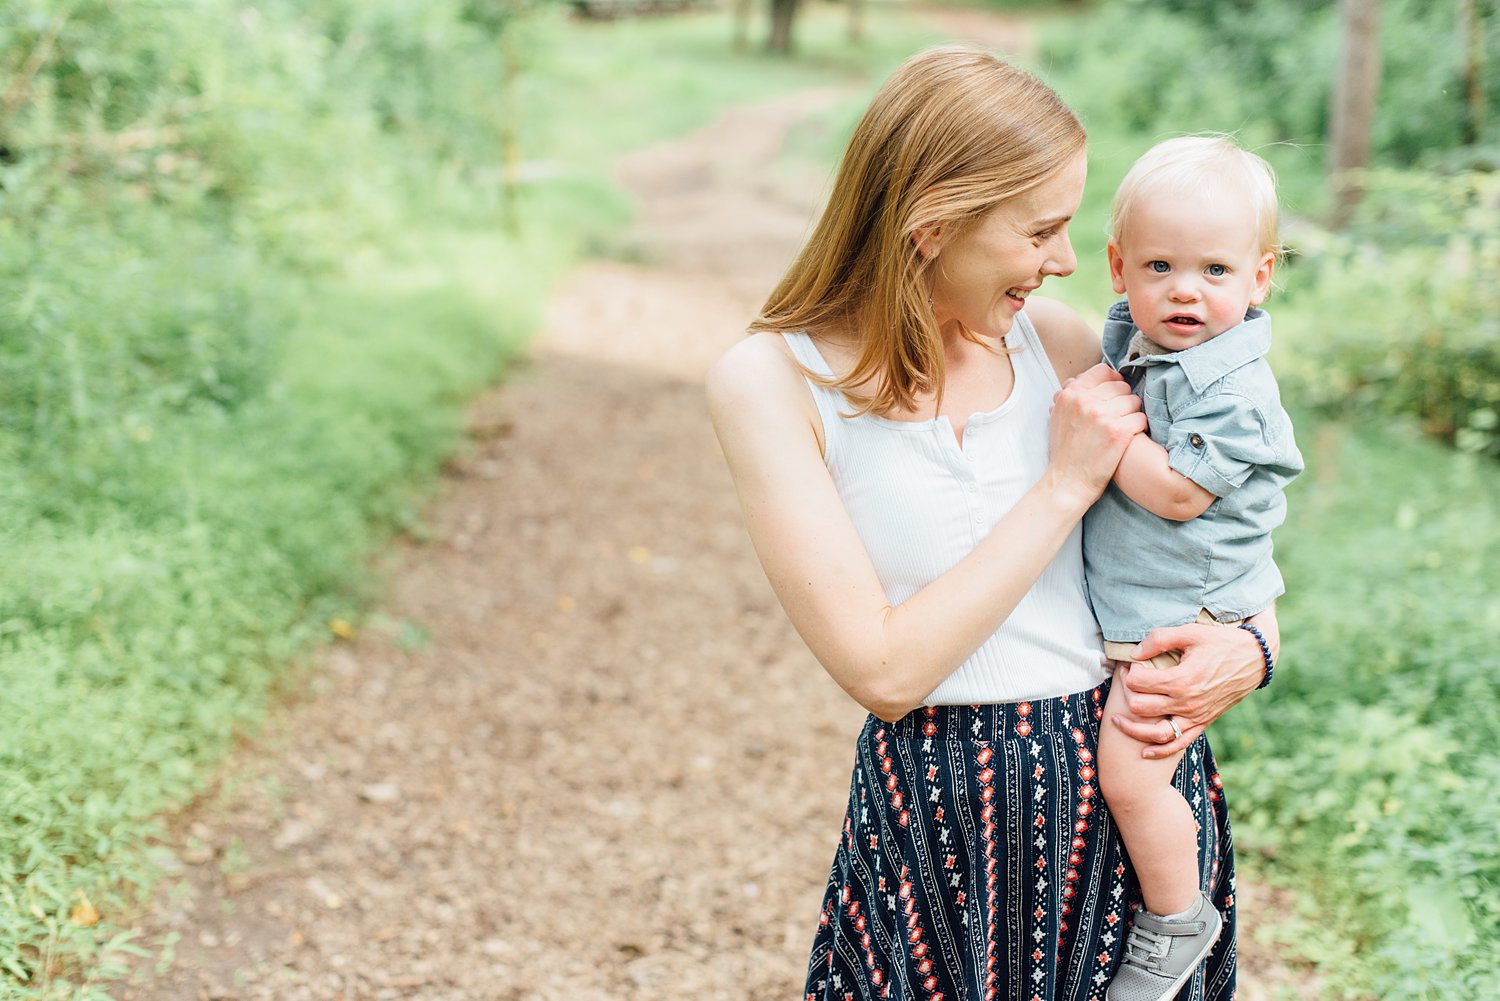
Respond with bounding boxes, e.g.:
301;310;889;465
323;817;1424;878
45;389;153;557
1212;413;1500;999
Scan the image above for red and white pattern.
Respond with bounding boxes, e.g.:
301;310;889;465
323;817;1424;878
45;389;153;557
805;682;1237;1001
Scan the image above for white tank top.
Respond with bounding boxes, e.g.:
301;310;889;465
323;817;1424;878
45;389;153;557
783;314;1109;705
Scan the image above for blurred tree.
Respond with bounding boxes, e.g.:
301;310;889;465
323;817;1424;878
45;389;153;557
1460;0;1488;145
733;0;753;49
768;0;800;52
1330;0;1381;227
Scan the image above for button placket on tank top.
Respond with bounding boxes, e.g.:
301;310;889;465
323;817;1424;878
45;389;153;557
966;426;987;536
940;420;987;541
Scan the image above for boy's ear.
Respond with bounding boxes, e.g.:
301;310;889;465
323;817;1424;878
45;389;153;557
911;223;943;261
1106;240;1128;294
1249;250;1276;306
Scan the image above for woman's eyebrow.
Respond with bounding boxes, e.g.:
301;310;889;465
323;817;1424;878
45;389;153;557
1029;214;1072;229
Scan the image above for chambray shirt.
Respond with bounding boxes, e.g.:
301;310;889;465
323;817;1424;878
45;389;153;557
1082;302;1304;642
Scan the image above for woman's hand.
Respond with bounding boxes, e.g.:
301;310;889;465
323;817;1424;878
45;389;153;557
1110;605;1280;758
1047;364;1147;508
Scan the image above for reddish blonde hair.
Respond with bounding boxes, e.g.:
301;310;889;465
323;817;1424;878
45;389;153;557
751;46;1085;416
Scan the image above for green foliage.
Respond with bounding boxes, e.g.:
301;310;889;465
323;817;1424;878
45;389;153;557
1276;169;1500;460
1042;0;1500;171
1214;415;1500;997
1040;5;1500;465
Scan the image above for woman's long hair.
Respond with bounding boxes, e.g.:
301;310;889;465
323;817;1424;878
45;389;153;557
751;46;1085;417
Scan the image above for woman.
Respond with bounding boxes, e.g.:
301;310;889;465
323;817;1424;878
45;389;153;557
707;47;1274;1001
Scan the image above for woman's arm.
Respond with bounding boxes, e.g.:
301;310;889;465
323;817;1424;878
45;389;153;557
1109;604;1281;758
707;332;1144;722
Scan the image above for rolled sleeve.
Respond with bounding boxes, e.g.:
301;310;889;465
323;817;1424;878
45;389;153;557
1165;392;1275;498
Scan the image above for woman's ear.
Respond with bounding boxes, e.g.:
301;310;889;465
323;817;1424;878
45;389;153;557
911;223;943;261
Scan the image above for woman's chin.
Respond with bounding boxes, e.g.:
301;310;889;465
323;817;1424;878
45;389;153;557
981;312;1016;338
942;307;1013;341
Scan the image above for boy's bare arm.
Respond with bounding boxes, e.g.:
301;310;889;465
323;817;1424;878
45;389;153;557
1113;434;1215;521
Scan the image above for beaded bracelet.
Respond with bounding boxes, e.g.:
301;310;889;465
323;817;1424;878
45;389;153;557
1238;622;1275;689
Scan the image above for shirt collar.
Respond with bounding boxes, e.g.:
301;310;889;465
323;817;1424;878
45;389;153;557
1104;301;1272;394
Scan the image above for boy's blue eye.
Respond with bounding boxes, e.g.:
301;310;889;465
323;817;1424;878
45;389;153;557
1206;263;1228;277
1148;261;1170;273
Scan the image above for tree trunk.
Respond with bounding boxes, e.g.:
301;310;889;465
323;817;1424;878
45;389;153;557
1459;0;1487;145
848;0;865;44
768;0;799;54
1329;0;1381;228
732;0;752;51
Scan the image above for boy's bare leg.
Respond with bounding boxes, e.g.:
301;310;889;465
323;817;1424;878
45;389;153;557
1098;669;1201;916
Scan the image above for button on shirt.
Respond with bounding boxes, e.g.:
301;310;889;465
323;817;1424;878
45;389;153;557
1082;302;1304;642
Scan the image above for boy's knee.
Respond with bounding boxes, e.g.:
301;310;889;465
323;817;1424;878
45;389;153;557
1096;731;1165;814
1096;758;1132;812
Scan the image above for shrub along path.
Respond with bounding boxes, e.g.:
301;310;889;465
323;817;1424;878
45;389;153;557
118;57;1308;1001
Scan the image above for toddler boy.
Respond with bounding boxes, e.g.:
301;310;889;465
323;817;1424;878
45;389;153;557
1082;136;1304;1001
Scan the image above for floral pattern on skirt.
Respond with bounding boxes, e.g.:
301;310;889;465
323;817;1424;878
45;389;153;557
805;682;1236;1001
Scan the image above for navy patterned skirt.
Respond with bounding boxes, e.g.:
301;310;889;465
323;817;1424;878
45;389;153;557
805;681;1236;1001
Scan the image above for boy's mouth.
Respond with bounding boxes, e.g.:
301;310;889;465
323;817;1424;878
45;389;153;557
1163;314;1203;333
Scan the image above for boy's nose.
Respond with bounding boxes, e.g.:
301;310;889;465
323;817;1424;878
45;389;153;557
1168;280;1200;302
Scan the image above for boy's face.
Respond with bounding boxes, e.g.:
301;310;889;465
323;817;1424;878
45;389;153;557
1107;187;1275;352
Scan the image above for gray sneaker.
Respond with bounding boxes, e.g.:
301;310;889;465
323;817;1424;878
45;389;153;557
1105;892;1223;1001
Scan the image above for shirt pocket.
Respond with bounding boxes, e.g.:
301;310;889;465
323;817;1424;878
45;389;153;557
1141;383;1172;445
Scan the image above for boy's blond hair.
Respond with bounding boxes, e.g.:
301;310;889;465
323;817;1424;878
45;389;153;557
1110;136;1283;263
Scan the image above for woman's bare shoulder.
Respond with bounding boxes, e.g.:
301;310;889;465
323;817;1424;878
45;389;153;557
1023;295;1103;382
705;331;809;412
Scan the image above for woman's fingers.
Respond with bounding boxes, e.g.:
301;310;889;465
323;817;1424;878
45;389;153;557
1048;369;1146;497
1114;657;1214;722
1108;684;1206;759
1111;712;1204;758
1132;625;1202;664
1071;362;1130;388
1111;621;1269;749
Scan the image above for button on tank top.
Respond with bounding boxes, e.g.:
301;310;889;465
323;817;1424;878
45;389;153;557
783;314;1109;705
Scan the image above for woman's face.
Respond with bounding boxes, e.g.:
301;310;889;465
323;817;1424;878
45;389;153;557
925;152;1087;340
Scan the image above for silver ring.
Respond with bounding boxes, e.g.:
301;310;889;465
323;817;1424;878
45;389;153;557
1166;715;1183;741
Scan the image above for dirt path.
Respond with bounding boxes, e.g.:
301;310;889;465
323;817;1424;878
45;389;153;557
118;33;1305;1001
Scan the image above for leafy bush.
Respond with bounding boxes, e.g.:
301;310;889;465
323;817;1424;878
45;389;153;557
1276;169;1500;460
1043;0;1500;170
1214;412;1500;998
